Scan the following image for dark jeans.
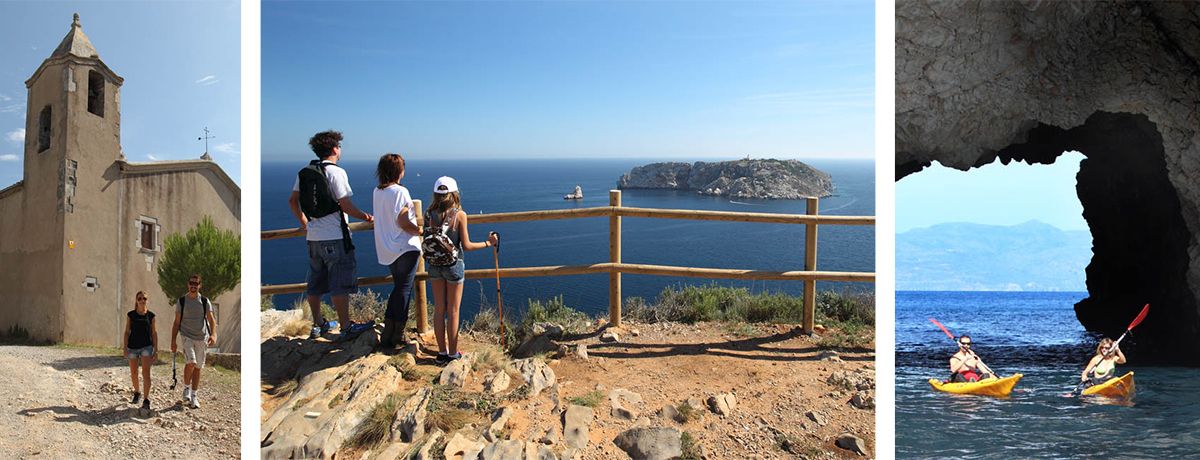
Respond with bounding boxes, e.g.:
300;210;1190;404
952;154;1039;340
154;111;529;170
385;251;421;326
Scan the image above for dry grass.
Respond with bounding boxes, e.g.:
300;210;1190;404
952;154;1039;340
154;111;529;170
567;390;605;408
386;355;425;382
270;378;299;397
345;392;405;449
281;318;312;338
470;346;508;374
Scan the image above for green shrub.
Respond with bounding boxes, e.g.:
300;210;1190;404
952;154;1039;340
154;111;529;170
567;390;605;408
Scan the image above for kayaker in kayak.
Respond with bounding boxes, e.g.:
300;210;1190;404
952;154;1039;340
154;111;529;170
1080;338;1126;387
949;334;995;382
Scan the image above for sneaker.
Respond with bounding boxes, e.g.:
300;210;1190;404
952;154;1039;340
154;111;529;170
309;320;337;339
448;352;464;361
131;391;141;405
189;394;200;409
183;387;192;403
308;325;322;340
434;353;450;365
342;321;376;340
142;398;151;411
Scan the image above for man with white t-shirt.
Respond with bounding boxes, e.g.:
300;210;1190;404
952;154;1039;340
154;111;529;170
288;130;375;341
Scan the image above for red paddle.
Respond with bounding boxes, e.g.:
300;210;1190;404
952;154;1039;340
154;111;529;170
929;318;955;341
929;317;996;378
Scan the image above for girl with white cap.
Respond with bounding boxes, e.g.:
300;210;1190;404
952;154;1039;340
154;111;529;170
424;176;498;364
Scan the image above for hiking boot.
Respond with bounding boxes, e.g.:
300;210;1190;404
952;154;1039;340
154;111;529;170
131;391;141;405
379;321;396;348
142;398;151;411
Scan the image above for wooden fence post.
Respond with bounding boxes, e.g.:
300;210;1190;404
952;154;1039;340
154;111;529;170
804;197;818;334
610;190;622;328
413;199;428;334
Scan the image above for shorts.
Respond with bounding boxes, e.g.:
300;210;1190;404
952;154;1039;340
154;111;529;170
126;345;154;359
426;259;465;284
306;240;358;297
181;336;207;368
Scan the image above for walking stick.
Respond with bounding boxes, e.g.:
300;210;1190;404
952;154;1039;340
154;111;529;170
169;350;178;390
490;232;505;350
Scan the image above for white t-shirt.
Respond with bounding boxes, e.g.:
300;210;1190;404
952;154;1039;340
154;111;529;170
292;161;353;242
372;184;421;265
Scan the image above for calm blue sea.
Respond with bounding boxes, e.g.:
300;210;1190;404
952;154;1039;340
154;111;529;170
896;291;1200;458
261;158;874;318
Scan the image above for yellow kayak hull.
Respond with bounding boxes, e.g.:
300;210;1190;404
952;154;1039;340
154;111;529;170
1082;371;1135;398
929;373;1023;397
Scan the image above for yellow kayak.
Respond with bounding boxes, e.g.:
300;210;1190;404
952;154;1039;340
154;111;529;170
929;373;1023;397
1082;371;1135;398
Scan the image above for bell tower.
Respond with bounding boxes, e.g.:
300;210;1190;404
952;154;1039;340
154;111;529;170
22;13;127;344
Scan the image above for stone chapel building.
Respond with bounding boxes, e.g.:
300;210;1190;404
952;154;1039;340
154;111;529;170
0;15;241;352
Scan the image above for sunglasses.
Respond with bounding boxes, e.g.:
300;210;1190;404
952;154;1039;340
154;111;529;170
188;281;201;286
137;297;147;302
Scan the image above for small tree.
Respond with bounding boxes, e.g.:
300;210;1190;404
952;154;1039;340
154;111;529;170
157;216;241;303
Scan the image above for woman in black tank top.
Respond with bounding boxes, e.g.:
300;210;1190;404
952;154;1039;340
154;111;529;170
124;291;158;409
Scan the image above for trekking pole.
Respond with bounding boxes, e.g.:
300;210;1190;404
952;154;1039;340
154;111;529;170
169;351;178;390
490;231;505;351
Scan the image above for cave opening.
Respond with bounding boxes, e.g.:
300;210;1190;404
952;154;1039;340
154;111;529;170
900;111;1197;364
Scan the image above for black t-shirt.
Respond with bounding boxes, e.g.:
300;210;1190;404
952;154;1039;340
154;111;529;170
127;310;155;349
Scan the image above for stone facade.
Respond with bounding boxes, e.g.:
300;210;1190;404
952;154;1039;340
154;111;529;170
0;15;241;352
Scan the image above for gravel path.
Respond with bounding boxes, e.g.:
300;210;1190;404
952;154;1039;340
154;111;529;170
0;344;240;459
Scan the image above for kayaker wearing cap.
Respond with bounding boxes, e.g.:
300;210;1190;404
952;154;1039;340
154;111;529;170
1080;338;1126;387
949;334;995;382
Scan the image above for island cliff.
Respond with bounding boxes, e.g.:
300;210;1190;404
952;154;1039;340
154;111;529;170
617;159;833;200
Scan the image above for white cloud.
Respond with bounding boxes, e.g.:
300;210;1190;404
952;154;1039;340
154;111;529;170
214;142;238;155
0;94;11;102
147;154;161;161
195;75;219;86
0;154;18;162
6;128;25;143
0;104;21;113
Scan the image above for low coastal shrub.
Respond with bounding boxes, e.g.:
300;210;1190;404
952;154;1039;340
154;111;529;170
567;390;605;408
622;284;873;327
261;294;274;312
348;289;385;323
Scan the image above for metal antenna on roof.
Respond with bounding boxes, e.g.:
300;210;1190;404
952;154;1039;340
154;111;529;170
198;127;215;156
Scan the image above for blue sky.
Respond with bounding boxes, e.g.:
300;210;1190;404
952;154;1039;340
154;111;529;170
0;1;241;187
897;151;1089;232
261;0;873;162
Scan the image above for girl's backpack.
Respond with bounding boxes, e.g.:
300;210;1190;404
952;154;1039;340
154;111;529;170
422;208;460;266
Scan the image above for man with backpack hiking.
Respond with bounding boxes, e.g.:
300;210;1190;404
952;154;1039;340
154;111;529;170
288;130;376;342
171;274;217;409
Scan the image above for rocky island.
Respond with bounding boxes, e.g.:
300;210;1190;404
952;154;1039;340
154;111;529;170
617;158;833;200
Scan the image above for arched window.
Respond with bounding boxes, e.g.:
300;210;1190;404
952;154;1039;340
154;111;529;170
38;105;51;152
87;71;104;117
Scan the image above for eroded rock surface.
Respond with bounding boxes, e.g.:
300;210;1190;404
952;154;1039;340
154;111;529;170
897;0;1200;361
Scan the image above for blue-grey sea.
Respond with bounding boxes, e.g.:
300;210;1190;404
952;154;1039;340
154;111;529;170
261;158;874;318
896;291;1200;458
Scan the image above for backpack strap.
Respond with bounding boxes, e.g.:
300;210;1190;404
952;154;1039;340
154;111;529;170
201;295;212;337
313;161;355;252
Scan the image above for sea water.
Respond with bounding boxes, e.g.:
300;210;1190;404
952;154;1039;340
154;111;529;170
896;291;1200;458
261;158;874;318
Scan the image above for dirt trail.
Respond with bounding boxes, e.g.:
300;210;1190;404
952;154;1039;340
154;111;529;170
0;344;240;459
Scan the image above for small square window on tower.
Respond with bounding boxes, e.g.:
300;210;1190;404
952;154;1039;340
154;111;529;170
136;216;160;253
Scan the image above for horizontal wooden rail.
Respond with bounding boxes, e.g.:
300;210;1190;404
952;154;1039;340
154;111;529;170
260;262;876;295
261;206;874;240
263;192;873;333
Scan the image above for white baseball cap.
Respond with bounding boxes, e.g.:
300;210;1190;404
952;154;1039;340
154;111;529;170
433;176;459;194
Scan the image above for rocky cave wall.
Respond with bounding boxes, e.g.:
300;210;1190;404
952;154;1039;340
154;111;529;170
897;1;1200;362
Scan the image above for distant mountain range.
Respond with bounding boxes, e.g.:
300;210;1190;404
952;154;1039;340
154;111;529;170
897;220;1091;291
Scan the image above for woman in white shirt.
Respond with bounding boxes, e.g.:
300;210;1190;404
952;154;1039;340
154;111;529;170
372;153;422;348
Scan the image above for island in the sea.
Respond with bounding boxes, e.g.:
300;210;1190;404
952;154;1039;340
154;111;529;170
617;158;833;200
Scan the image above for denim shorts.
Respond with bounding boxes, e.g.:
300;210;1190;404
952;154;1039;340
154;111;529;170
126;345;154;359
306;240;358;297
426;259;465;284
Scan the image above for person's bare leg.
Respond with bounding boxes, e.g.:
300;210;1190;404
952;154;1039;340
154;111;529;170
183;363;195;391
332;294;351;328
431;280;448;354
140;356;153;397
447;282;464;355
307;294;325;325
129;359;139;394
191;367;202;391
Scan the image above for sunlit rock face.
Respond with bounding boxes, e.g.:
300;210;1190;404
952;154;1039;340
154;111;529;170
896;1;1200;363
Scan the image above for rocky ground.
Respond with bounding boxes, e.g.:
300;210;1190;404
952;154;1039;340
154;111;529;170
0;344;241;459
260;318;874;459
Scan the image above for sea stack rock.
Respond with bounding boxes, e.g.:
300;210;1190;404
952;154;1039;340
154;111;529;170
617;158;833;200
